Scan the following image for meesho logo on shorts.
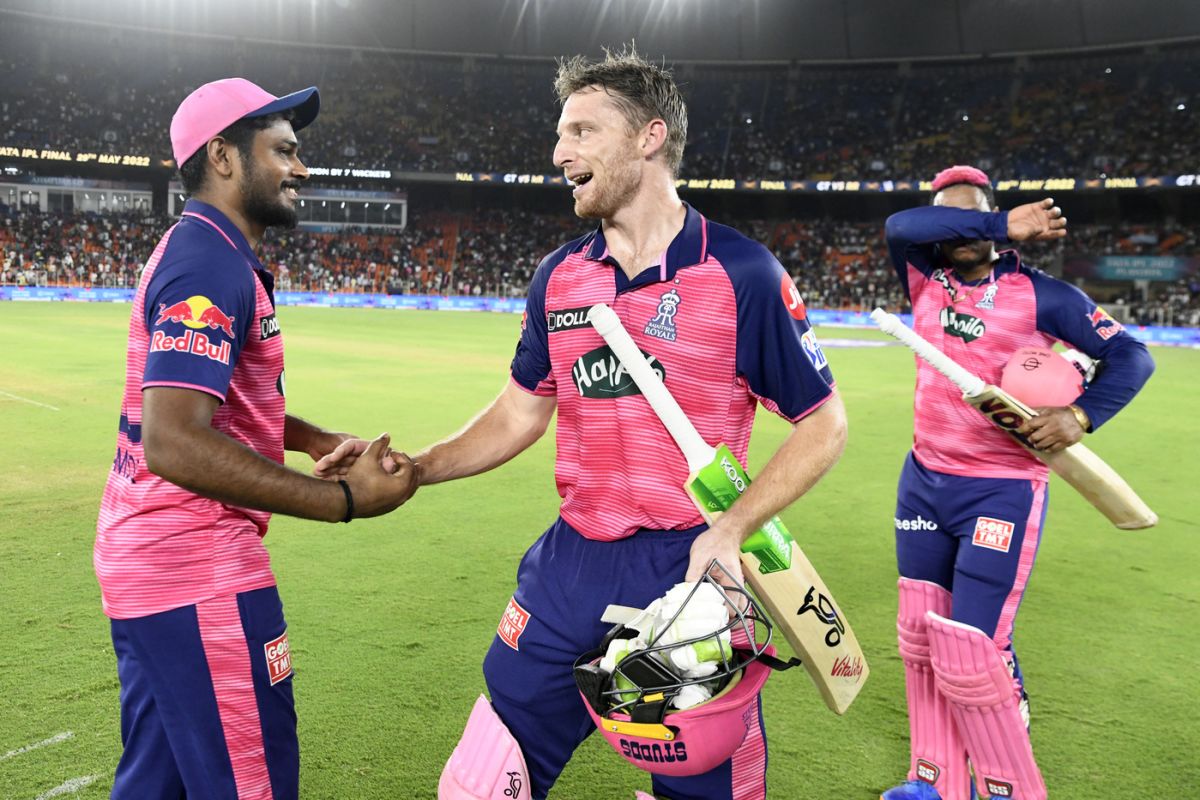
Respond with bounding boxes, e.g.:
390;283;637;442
151;295;236;364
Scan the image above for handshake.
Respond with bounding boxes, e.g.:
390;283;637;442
311;433;422;521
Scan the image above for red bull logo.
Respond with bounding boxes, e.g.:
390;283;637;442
1087;306;1122;340
155;295;236;338
149;329;232;365
156;300;194;324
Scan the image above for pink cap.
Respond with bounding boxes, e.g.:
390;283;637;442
931;165;990;192
170;78;320;166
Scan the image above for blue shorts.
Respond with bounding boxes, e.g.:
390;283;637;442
481;517;769;800
895;451;1048;657
109;586;297;800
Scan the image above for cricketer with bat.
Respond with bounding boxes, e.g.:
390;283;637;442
879;166;1155;800
322;47;846;799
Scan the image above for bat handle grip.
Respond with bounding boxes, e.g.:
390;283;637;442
870;308;986;396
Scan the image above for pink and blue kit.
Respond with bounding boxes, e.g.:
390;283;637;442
883;204;1153;799
97;200;295;799
488;205;836;799
885;203;1153;646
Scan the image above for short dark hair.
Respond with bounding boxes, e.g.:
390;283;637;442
931;181;996;211
553;44;687;176
178;110;295;196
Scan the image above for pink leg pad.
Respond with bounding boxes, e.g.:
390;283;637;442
897;579;971;800
926;613;1047;800
438;694;532;800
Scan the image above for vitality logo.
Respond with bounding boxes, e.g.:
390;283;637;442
572;345;665;398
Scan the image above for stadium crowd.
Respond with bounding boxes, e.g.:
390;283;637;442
4;205;1198;325
2;18;1200;182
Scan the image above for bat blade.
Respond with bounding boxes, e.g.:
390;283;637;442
686;448;868;714
740;543;868;715
588;303;869;714
966;386;1158;530
871;309;1157;530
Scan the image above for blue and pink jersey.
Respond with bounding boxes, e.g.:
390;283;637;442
885;205;1154;480
511;204;835;540
96;200;287;620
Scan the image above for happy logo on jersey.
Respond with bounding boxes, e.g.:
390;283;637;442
780;273;807;321
572;345;665;398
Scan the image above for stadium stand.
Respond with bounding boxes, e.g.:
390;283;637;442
2;16;1200;181
4;205;1197;325
2;15;1198;326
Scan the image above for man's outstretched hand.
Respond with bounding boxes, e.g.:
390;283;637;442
314;436;405;478
339;433;421;519
1007;197;1067;242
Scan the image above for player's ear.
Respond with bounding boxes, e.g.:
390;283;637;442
640;119;668;160
207;137;237;181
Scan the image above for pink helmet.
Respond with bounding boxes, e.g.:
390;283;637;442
1000;346;1085;408
573;568;795;776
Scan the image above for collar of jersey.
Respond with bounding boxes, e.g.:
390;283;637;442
180;198;263;268
945;249;1022;285
583;202;709;286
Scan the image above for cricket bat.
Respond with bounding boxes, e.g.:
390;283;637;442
587;303;868;715
870;308;1157;530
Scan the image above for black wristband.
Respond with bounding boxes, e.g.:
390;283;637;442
338;479;354;523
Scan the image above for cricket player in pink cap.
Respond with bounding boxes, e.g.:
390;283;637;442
96;78;420;799
878;167;1154;800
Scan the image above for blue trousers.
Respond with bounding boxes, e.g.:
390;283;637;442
482;517;769;799
110;586;297;799
895;452;1049;682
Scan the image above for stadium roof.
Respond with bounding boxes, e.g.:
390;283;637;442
7;0;1200;63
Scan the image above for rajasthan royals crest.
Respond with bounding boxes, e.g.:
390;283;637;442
976;282;998;310
644;289;682;341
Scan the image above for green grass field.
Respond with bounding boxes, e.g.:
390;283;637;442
1;302;1196;799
